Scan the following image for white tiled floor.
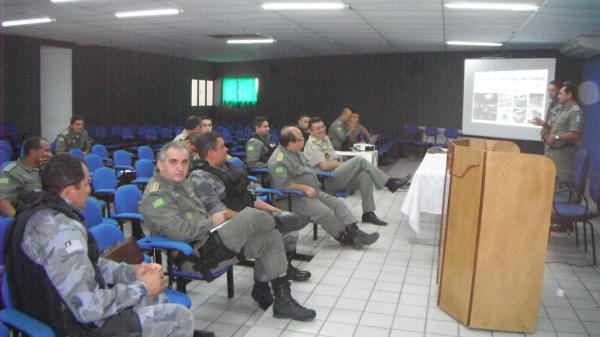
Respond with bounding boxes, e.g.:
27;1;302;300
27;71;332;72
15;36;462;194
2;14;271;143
183;158;600;337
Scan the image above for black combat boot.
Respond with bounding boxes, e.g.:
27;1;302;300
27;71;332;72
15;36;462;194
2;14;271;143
286;250;311;281
271;276;316;321
344;223;379;249
251;280;274;310
273;211;311;234
193;330;215;337
385;174;412;192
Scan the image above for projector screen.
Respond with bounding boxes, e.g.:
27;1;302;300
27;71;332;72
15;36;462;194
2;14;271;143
462;58;556;141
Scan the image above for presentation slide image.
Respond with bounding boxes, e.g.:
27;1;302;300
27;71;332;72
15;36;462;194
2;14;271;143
473;93;498;121
512;94;527;124
527;93;544;121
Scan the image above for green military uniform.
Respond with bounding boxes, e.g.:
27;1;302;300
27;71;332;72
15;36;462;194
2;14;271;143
267;144;354;239
542;100;562;155
348;124;369;145
303;135;389;214
139;171;287;280
245;133;271;169
547;102;584;184
0;159;41;210
55;127;91;154
327;117;349;150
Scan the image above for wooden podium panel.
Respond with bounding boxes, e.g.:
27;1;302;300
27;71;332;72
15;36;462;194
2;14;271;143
439;139;555;333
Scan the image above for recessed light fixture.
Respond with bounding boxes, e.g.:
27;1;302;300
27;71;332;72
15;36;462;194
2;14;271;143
262;2;347;10
50;0;80;3
227;38;276;44
445;2;538;11
2;17;54;27
447;41;503;47
115;8;181;18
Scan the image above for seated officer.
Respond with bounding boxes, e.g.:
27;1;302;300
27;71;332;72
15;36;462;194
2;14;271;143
0;136;51;217
304;117;410;226
6;154;204;337
347;111;372;145
174;115;204;142
55;115;91;154
245;116;275;169
139;142;316;321
268;126;380;249
328;107;355;150
187;132;311;310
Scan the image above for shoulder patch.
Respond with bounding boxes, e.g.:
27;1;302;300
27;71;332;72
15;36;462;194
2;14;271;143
61;130;69;136
276;153;284;161
576;115;581;124
148;182;160;193
247;145;254;151
185;211;193;220
275;166;285;174
152;197;165;209
337;127;342;132
2;162;16;172
0;177;9;184
64;239;83;254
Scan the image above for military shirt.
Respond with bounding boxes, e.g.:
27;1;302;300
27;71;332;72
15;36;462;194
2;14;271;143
348;124;369;145
0;159;41;208
303;135;340;168
21;208;146;325
55;127;91;153
245;134;271;169
548;102;583;148
188;167;230;215
542;100;562;139
268;145;320;190
327;117;348;150
139;171;212;246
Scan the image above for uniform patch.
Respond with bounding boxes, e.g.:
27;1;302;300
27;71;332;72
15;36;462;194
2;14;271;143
61;130;69;136
247;145;254;151
276;153;284;161
0;177;9;184
65;239;83;254
152;197;165;209
576;115;581;124
2;162;16;172
275;166;285;174
185;211;193;220
149;182;160;193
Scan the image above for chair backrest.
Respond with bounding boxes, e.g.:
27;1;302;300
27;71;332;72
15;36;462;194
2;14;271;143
137;146;155;161
68;149;85;159
84;154;104;173
145;129;157;141
80;197;104;229
0;150;9;165
122;127;134;140
571;148;590;198
227;157;246;171
0;217;13;266
89;223;126;252
161;128;172;139
91;144;109;158
91;167;117;190
115;184;142;214
135;159;154;178
95;127;108;139
444;127;459;139
2;272;13;308
113;150;133;166
424;127;438;137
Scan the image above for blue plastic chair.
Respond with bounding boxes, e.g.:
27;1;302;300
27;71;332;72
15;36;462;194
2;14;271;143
111;184;145;239
0;151;9;167
91;144;113;165
81;197;118;229
131;159;154;189
113;150;135;178
84;154;104;174
137;146;155;162
443;127;459;147
68;149;85;159
0;217;13;266
91;167;117;211
554;149;589;204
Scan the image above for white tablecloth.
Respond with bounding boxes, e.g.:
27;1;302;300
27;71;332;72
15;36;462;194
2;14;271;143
401;152;447;233
335;150;378;167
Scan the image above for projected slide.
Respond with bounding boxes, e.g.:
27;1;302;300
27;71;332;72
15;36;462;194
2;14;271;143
462;59;556;141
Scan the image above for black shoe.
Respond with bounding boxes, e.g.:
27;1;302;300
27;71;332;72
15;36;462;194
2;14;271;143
271;276;316;321
345;223;379;249
361;212;388;226
385;174;411;193
193;330;215;337
251;281;274;310
287;264;311;282
273;211;311;234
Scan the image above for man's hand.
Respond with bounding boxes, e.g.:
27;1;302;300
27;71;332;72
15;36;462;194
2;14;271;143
223;209;238;219
136;262;163;280
211;210;227;225
545;135;556;146
303;186;317;198
137;263;165;297
530;117;545;127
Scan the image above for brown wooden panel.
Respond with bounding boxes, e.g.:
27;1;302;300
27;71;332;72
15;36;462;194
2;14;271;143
438;144;485;323
469;152;555;332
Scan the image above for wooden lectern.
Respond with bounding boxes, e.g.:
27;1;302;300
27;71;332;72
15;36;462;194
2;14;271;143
438;138;555;333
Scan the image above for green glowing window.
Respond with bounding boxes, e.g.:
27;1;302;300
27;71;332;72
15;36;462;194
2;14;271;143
222;77;259;105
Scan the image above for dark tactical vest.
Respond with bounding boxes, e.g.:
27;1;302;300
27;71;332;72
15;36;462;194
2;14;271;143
192;160;254;212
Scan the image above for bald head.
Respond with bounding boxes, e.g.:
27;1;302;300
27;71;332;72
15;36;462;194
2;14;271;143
280;126;304;152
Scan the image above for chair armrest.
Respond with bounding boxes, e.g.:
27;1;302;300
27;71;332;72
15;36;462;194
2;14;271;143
247;175;258;182
0;309;55;337
250;168;269;175
111;213;144;221
254;188;283;197
316;171;336;179
137;236;194;256
280;189;305;196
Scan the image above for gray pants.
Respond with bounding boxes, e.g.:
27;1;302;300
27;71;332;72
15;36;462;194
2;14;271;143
325;156;389;213
134;293;194;337
547;146;576;185
254;231;299;282
194;207;288;280
275;191;355;239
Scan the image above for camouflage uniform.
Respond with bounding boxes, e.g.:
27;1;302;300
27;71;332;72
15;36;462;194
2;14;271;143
20;208;194;337
245;133;272;169
0;158;41;210
327;117;349;150
268;144;354;238
139;172;288;280
304;135;389;214
547;102;584;184
188;166;299;282
55;127;91;154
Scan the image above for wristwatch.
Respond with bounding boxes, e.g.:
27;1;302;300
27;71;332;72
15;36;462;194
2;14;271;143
554;134;560;140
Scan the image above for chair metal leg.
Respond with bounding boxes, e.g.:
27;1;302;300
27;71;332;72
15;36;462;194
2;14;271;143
226;266;234;298
586;221;596;265
575;221;580;248
313;223;318;240
176;278;188;293
583;222;588;252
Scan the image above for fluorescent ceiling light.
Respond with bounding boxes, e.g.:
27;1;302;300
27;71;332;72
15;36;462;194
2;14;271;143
51;0;80;3
262;2;347;10
445;2;538;11
227;38;276;44
115;8;181;18
2;17;54;27
447;41;503;47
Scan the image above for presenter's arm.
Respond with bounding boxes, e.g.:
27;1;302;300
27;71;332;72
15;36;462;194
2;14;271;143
544;131;581;146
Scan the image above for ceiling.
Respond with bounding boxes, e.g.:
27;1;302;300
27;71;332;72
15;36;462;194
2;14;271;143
1;0;599;62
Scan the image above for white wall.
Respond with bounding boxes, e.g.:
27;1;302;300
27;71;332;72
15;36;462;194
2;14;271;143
40;46;72;140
